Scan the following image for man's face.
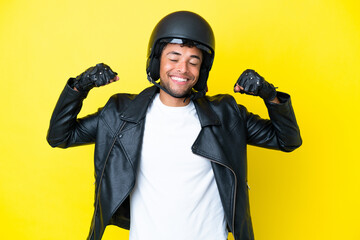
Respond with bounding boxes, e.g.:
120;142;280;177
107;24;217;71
159;43;203;98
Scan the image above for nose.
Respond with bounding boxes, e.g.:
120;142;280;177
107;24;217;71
176;60;188;73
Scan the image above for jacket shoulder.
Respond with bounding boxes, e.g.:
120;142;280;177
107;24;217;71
202;94;249;130
205;94;236;106
101;93;139;113
205;94;247;115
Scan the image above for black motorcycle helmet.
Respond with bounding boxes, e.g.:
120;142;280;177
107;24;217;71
146;11;215;99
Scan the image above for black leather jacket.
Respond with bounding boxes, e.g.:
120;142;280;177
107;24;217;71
47;83;302;240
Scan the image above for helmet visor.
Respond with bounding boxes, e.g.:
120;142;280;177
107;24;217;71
159;38;213;55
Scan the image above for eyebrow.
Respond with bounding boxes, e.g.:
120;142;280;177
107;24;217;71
166;51;201;60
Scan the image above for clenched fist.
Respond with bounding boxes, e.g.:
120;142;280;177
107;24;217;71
234;69;277;101
71;63;118;92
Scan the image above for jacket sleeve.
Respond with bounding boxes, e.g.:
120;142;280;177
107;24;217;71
46;80;100;148
242;92;302;152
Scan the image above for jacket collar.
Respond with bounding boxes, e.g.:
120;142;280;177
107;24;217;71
193;96;221;127
118;86;157;123
120;86;221;127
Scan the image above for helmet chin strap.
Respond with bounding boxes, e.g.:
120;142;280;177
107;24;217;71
147;73;205;101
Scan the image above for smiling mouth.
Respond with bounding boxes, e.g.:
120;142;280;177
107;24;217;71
171;76;189;82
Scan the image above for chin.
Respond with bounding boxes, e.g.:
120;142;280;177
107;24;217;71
169;90;191;98
163;86;192;98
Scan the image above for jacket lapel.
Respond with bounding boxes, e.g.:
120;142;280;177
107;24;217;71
116;86;158;168
119;86;158;124
192;97;234;168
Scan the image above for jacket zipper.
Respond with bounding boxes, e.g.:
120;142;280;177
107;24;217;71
209;159;237;238
89;122;126;240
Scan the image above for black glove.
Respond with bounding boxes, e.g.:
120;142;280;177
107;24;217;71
71;63;117;92
234;69;277;101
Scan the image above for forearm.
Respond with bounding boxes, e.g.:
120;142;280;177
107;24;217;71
264;92;302;152
268;95;280;104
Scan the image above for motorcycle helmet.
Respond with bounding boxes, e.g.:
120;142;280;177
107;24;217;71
146;11;215;99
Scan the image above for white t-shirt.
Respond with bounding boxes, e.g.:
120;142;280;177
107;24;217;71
129;94;228;240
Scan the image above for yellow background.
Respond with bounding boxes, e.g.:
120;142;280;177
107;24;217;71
1;0;359;239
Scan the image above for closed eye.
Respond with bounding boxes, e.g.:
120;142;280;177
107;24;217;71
189;60;200;66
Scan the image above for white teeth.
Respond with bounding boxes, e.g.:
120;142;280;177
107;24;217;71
171;76;187;82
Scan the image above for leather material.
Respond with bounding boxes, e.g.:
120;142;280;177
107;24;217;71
47;84;302;240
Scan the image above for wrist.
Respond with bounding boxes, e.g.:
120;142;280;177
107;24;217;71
260;82;277;101
268;95;280;104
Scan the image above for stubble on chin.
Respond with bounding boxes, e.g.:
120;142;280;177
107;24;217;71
160;81;192;98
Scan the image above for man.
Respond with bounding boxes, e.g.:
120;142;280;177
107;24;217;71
47;11;302;240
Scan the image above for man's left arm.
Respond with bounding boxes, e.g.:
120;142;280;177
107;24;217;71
234;69;302;152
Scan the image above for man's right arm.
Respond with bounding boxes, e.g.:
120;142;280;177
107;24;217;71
47;63;118;148
46;81;97;148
